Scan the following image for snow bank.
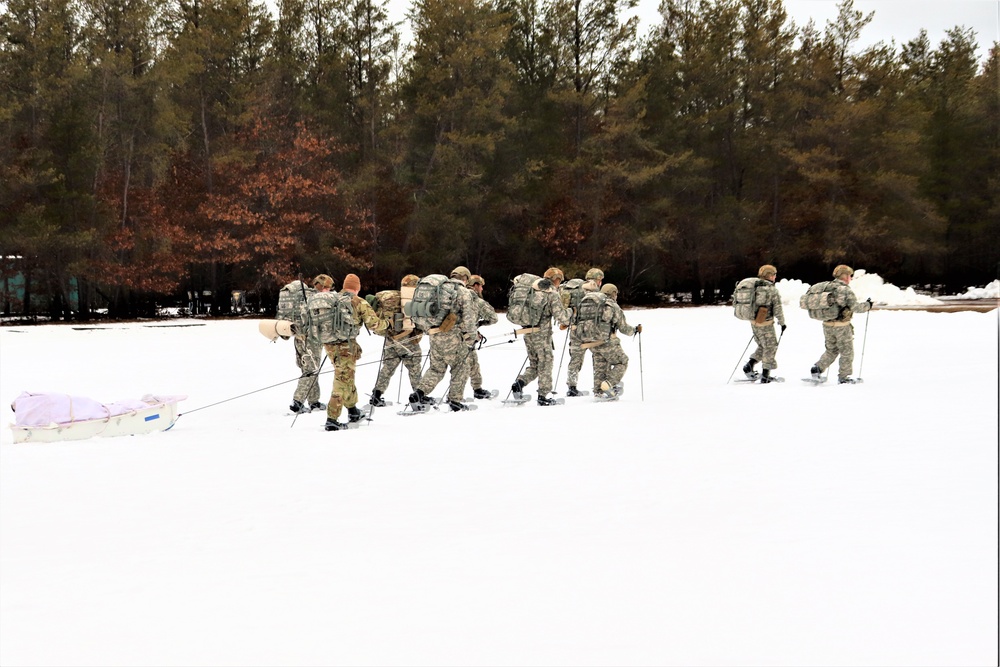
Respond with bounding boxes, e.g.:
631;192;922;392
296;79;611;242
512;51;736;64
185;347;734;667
941;279;1000;300
777;270;944;307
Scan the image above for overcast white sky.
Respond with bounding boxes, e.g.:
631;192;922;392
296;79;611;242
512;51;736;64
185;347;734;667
383;0;998;65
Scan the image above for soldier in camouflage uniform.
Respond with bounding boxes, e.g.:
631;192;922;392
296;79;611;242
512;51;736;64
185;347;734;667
811;265;872;384
511;267;572;406
409;267;479;412
589;284;640;398
312;273;389;431
741;264;786;384
289;274;332;413
562;267;603;396
370;274;424;407
466;274;498;399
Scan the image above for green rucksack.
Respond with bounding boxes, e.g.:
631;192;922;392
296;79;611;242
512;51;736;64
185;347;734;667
560;278;589;323
799;281;842;321
506;273;550;327
575;292;615;343
402;274;459;331
308;291;360;344
732;278;769;321
374;289;406;335
276;280;314;331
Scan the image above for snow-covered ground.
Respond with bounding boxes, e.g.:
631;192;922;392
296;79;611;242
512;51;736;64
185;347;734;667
1;273;997;667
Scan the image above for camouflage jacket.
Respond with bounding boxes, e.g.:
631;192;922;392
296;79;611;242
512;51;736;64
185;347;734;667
472;293;498;328
535;288;572;339
350;294;391;337
607;300;636;337
828;278;872;323
447;279;479;342
754;281;785;327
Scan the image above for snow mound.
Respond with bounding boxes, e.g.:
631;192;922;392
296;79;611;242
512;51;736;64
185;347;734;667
776;270;943;307
941;279;1000;300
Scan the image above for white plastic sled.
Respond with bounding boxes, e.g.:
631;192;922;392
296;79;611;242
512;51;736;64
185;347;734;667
9;392;187;443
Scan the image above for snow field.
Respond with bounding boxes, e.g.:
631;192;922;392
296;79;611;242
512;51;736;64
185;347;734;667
1;281;997;666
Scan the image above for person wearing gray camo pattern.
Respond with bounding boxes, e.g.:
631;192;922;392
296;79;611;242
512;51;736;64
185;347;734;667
742;264;786;383
371;274;424;406
410;267;479;411
811;265;872;384
466;274;498;399
511;267;572;406
290;275;331;412
562;267;602;396
590;284;639;397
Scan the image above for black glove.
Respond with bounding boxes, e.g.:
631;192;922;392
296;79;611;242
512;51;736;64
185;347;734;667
635;324;642;334
866;297;873;307
781;324;787;333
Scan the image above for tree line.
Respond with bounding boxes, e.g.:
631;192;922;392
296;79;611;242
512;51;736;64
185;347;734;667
1;0;997;319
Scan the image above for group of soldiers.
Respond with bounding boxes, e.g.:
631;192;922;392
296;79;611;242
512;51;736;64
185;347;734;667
736;263;873;384
282;261;869;431
283;266;640;432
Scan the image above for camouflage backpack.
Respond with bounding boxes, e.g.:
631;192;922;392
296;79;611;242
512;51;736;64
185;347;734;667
402;274;459;331
374;289;407;335
575;291;615;343
506;273;550;327
560;278;589;323
276;280;314;331
732;278;769;321
308;291;360;344
799;281;842;321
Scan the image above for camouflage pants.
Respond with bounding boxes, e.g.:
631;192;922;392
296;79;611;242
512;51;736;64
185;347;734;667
750;323;780;370
566;329;589;388
323;340;362;420
292;335;322;404
374;336;423;394
517;332;555;396
417;330;471;402
817;324;855;380
468;348;483;390
591;339;629;393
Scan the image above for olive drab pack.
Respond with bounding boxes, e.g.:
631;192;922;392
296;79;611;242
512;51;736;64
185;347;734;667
506;273;550;327
732;278;769;321
575;292;615;343
374;289;407;335
308;291;360;344
276;280;314;331
799;281;842;321
560;278;588;322
402;274;459;331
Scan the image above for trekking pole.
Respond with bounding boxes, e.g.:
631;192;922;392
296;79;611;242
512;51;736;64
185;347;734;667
552;327;570;395
857;309;871;380
504;355;530;400
726;335;755;384
367;338;387;425
638;329;644;401
395;362;404;405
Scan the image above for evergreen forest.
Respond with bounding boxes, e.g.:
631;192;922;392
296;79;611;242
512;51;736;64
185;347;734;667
2;0;998;318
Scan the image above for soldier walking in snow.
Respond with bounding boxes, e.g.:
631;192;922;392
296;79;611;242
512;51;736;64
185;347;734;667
582;283;640;399
308;273;389;431
561;267;603;396
408;267;479;412
809;265;872;384
740;264;786;384
510;267;572;406
466;274;498;399
281;274;331;414
369;274;424;407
